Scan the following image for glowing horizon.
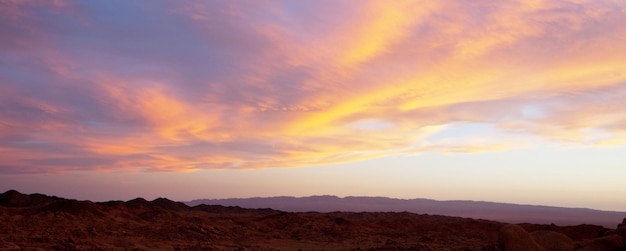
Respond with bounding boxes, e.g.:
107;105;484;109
1;0;625;211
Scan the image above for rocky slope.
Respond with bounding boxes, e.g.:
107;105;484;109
0;190;624;251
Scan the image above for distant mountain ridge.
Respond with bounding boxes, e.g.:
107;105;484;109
186;195;626;228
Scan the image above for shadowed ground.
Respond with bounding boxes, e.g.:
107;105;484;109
0;190;624;251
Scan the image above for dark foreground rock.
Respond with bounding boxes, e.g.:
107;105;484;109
530;230;575;251
497;222;626;251
1;190;625;251
499;224;545;251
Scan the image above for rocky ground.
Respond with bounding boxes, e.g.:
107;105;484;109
0;190;624;251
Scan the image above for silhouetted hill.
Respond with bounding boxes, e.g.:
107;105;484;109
2;190;625;250
150;197;188;211
33;199;105;217
0;189;60;207
126;197;150;207
187;195;626;228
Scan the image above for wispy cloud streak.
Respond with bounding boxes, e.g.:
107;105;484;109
1;0;625;173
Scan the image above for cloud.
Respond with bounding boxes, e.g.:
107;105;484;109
498;83;626;144
1;0;626;173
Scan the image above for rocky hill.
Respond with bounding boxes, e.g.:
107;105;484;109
0;190;624;251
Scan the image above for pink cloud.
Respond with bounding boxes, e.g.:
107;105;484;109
1;0;626;173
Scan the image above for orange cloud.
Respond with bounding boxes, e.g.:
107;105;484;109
336;1;437;67
1;0;626;173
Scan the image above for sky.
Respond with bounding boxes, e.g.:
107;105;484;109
1;0;626;211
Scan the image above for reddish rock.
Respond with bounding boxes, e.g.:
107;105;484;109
579;234;625;251
499;224;545;251
0;241;20;251
530;230;575;251
1;190;624;251
616;226;626;239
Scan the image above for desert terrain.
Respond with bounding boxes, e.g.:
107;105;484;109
1;190;625;251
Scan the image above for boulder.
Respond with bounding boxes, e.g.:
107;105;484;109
499;224;545;251
578;234;625;251
530;230;575;251
616;226;626;239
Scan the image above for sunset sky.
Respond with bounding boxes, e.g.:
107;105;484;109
1;0;626;211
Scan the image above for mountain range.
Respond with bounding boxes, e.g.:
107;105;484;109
187;196;626;228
